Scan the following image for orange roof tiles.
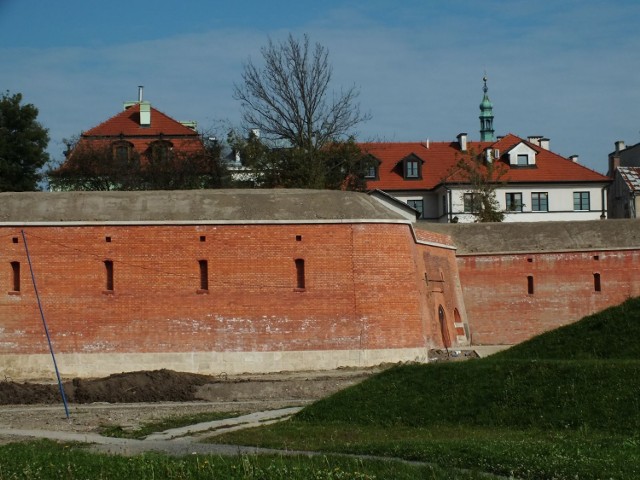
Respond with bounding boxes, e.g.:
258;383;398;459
78;103;204;156
363;133;609;191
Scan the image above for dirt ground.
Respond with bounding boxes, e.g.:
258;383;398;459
0;349;478;439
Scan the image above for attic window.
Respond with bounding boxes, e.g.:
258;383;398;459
517;154;528;166
405;159;420;178
364;164;377;179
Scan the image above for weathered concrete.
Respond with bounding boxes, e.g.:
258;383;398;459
417;219;640;254
0;189;405;224
0;348;430;382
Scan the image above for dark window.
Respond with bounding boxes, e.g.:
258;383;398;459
527;275;534;295
531;192;548;212
364;165;377;179
463;193;478;213
200;236;206;242
104;260;114;291
594;273;601;292
405;159;420;178
295;259;305;289
149;140;173;164
295;235;302;241
12;237;18;244
10;261;20;292
114;144;130;162
105;236;112;243
407;199;424;219
199;260;209;291
506;193;523;212
573;192;590;211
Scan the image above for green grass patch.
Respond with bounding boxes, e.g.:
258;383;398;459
209;297;640;479
295;360;640;433
213;423;640;480
98;411;246;439
494;296;640;360
0;440;499;479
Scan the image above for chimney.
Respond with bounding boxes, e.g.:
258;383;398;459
615;140;626;153
527;136;542;146
539;138;550;150
139;101;151;126
457;133;468;152
138;85;144;103
569;155;579;163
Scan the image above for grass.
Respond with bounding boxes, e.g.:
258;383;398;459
98;410;246;439
2;297;640;479
209;297;640;479
0;439;500;479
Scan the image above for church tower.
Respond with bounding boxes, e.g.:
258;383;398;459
479;75;495;142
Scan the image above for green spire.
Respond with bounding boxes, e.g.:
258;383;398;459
479;75;495;142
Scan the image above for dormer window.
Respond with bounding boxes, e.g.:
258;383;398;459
507;142;537;167
400;154;423;179
406;160;419;178
362;155;380;180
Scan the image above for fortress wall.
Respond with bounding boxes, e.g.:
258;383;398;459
0;222;459;380
458;249;640;345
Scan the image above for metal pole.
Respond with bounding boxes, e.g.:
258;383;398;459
20;230;70;419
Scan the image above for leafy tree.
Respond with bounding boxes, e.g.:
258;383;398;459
232;34;371;190
0;91;50;191
228;131;372;190
444;150;507;222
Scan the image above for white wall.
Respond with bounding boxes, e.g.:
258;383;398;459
446;184;607;222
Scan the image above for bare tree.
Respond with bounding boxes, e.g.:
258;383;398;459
443;149;507;222
234;34;369;151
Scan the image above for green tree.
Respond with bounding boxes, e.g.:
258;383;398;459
0;91;50;191
444;150;507;222
228;131;372;190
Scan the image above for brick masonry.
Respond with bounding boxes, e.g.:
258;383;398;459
0;222;467;379
458;249;640;344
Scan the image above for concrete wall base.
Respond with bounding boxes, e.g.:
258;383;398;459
1;347;430;381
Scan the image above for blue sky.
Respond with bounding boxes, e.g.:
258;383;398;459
1;0;639;174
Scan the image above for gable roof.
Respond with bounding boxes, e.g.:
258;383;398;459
78;102;203;155
362;133;609;191
84;103;198;138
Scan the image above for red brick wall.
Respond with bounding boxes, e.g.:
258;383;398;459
0;223;460;359
458;249;640;344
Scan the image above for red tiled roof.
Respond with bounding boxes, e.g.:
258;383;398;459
77;103;204;156
362;133;609;191
84;103;198;137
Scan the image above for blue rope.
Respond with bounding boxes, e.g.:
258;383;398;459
21;230;70;419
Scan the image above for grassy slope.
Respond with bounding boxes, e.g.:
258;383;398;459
296;297;640;433
493;296;640;360
213;297;640;479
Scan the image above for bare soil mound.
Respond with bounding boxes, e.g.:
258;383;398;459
0;369;214;405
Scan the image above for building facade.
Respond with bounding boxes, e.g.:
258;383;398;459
363;80;610;222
